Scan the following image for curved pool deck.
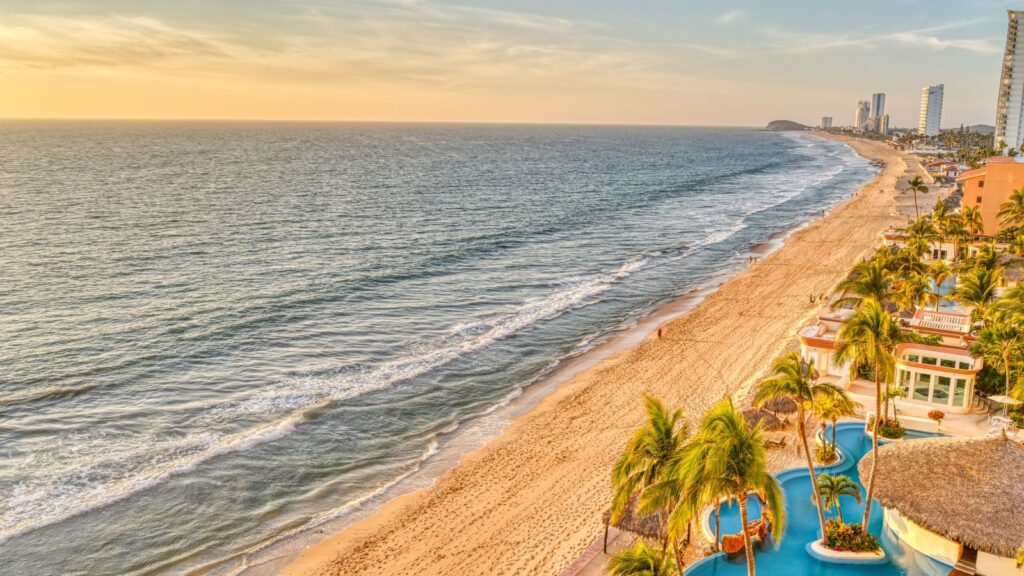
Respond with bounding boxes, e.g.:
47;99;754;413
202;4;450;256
689;422;953;576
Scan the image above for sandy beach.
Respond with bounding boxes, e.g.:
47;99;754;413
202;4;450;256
284;133;911;576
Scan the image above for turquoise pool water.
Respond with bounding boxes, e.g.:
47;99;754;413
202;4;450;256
690;423;951;576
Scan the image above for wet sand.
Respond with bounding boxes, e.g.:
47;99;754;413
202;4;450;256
284;133;910;576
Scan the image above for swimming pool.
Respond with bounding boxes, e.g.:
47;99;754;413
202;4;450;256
689;422;952;576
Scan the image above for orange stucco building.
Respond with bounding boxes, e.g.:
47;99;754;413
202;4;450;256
958;156;1024;236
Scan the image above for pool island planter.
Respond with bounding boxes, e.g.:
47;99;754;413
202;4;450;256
806;539;887;564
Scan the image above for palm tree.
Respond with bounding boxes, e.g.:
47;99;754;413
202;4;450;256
954;266;1003;321
973;322;1024;397
1010;235;1024;257
815;474;862;524
893;273;930;312
836;260;895;306
611;395;689;551
675;399;786;576
931;198;950;232
961;206;984;239
608;539;676;576
813;393;858;450
928;261;953;311
942;216;968;261
999;187;1024;229
754;352;849;546
834;298;919;529
883;385;906;421
907;175;929;220
969;243;1000;273
907;216;941;259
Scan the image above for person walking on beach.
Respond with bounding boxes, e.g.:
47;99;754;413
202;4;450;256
657;327;663;339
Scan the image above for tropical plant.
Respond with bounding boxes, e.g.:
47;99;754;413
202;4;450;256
813;394;858;449
893;273;930;312
998;187;1024;229
836;260;895;306
610;395;689;563
907;175;929;220
814;442;838;465
815;474;862;524
608;539;677;576
834;298;921;529
973;322;1024;397
883;385;906;421
754;352;849;546
942;216;968;261
970;243;1000;272
671;398;786;576
906;217;940;259
823;520;880;553
961;206;984;239
954;266;1003;320
927;261;953;310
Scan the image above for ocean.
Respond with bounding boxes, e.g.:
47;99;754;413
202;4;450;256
0;122;875;575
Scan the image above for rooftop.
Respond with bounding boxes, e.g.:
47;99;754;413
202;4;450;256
858;435;1024;558
908;309;972;336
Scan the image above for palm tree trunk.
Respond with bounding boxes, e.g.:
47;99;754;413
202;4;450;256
713;501;721;552
837;504;844;524
1005;353;1012;396
800;406;830;546
913;192;919;220
673;538;685;576
831;417;837;449
862;366;882;530
738;493;756;576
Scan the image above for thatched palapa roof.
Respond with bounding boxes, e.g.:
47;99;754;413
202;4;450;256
857;434;1024;558
760;396;798;415
741;408;785;431
602;495;668;540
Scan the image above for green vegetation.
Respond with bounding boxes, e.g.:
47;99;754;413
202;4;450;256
608;539;676;576
823;520;881;553
815;474;862;524
755;352;852;547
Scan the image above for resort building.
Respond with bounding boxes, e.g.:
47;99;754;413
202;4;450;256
860;436;1024;575
893;341;980;414
820;116;833;129
918;84;944;136
879;227;957;263
995;10;1024;151
854;101;870;132
958;156;1024;236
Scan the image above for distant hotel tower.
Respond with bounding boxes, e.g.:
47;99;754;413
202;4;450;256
854;101;870;131
918;84;943;136
870;93;886;120
820;116;833;129
995;11;1024;150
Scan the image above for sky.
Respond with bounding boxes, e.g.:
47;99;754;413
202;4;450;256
0;0;1020;126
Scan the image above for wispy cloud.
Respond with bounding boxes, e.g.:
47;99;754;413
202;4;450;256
762;20;999;55
715;9;745;25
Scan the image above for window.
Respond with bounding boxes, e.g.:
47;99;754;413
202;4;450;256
952;379;968;407
958;361;971;370
977;195;983;203
979;180;985;188
922;356;938;366
940;359;957;368
914;373;931;401
907;354;920;363
934;376;951;404
899;369;911;393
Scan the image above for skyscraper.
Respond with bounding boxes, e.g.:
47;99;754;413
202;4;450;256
918;84;944;136
820;116;833;129
870;93;886;119
995;10;1024;151
854;101;870;131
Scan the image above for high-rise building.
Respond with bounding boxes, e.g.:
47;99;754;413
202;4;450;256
995;11;1024;151
820;116;833;129
918;84;944;136
854;101;870;131
877;114;890;136
870;93;886;119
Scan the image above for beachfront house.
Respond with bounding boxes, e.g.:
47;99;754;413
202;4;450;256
859;435;1024;575
879;228;957;263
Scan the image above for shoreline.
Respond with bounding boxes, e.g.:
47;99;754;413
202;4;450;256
280;132;909;576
